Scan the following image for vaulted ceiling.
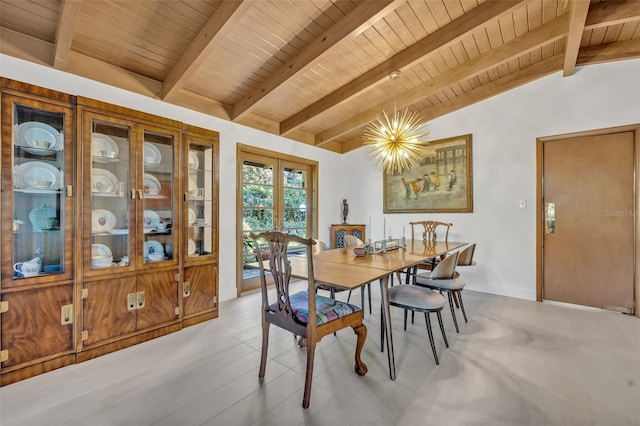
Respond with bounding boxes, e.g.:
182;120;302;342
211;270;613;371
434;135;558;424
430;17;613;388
1;0;639;153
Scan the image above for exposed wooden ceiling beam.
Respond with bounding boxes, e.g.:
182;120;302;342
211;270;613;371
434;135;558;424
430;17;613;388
230;0;398;121
162;0;253;101
577;38;640;65
315;14;569;146
340;55;565;153
280;0;527;136
584;0;640;30
53;0;80;70
563;0;591;77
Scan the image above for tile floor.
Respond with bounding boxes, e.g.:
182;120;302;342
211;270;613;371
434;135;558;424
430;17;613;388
1;282;639;426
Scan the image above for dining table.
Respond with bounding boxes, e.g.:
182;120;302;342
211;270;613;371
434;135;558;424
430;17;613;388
272;239;466;380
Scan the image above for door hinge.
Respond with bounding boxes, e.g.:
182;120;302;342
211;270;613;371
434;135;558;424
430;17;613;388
183;281;191;297
82;288;89;299
213;295;217;306
214;266;218;274
60;304;73;325
66;185;73;197
174;306;180;316
81;330;89;341
174;273;180;282
0;300;8;314
0;349;8;362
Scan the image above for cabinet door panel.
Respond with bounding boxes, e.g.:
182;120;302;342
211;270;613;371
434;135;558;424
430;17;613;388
183;264;217;317
1;285;73;368
82;277;136;345
136;270;178;329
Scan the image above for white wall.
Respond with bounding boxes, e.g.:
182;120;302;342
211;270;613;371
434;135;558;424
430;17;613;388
345;59;640;300
2;54;639;302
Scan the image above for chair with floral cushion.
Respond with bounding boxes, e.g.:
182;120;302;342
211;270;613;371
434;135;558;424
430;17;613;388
250;231;367;408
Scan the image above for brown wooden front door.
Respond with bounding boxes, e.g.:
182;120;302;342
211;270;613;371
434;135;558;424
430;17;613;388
542;131;635;312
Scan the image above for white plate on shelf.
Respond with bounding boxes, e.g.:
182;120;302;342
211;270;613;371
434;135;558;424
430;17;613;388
143;209;160;228
188;150;199;169
143;142;162;165
92;168;119;194
144;240;164;258
188;174;199;197
92;209;117;232
91;243;112;257
14;161;63;190
143;173;161;196
15;122;63;152
188;207;197;225
91;133;119;160
188;239;197;256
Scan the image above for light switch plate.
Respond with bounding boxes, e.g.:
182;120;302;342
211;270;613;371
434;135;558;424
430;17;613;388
519;199;526;209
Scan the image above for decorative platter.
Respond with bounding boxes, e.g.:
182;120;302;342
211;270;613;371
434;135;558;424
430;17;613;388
91;243;112;257
15;122;64;154
143;173;161;196
91;168;119;194
91;133;119;160
14;161;63;190
188;239;197;255
144;240;164;258
188;150;199;169
143;142;162;165
143;209;160;228
92;209;117;232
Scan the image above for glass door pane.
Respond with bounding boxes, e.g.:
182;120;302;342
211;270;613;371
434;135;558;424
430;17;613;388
12;104;66;278
241;157;275;288
90;120;131;270
186;142;214;258
141;131;175;263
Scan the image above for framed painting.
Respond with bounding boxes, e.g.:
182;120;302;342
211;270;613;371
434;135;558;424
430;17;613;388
383;134;473;213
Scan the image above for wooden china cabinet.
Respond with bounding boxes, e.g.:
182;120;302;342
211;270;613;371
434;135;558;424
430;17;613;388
330;224;366;248
181;125;219;326
0;80;76;385
1;79;220;385
76;98;183;361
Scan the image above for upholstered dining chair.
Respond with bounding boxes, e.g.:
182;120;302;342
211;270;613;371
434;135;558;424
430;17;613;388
381;283;449;365
414;251;467;333
250;231;367;408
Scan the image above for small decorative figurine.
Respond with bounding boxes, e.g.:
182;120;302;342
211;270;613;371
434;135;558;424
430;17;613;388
342;199;349;224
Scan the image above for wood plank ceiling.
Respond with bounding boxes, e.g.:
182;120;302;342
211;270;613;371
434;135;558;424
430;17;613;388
1;0;639;153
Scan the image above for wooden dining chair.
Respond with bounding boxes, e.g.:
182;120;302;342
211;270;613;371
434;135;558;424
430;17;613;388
402;221;453;284
250;231;368;408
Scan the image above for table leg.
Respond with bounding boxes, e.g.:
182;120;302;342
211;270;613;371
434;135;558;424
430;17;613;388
379;274;396;380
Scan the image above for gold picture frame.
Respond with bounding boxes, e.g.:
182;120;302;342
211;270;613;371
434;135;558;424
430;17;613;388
383;134;473;213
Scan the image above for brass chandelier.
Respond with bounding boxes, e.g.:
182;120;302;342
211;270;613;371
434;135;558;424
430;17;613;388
363;70;429;174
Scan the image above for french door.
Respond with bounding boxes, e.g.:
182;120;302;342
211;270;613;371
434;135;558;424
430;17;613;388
237;145;317;294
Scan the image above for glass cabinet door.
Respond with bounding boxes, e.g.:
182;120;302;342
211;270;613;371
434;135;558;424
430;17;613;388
141;129;176;266
2;95;74;286
86;118;133;273
184;135;217;261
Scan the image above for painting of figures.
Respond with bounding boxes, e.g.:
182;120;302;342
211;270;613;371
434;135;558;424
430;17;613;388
383;134;473;213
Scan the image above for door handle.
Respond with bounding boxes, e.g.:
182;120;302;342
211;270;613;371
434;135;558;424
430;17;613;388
545;203;555;234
